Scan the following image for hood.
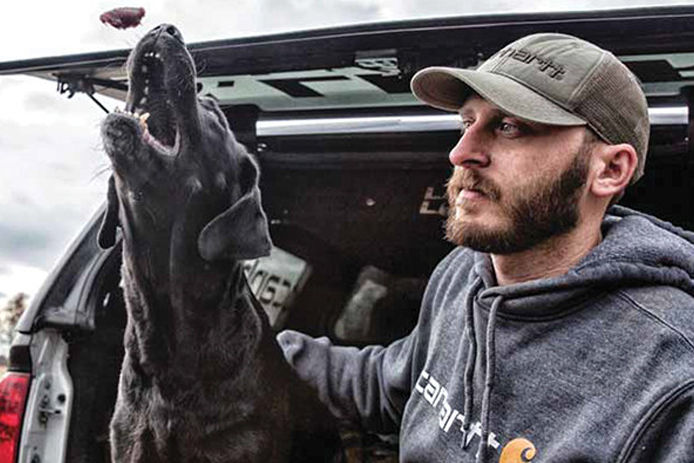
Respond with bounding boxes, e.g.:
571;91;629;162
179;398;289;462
458;205;694;462
471;205;694;319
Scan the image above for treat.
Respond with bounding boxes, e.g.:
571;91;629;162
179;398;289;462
100;7;145;29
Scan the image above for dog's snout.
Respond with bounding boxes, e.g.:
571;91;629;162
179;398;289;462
165;24;184;42
149;24;185;43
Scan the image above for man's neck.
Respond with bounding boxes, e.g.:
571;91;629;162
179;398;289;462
491;219;603;286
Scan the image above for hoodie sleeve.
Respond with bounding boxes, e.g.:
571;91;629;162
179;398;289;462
276;328;419;434
276;248;465;434
622;383;694;463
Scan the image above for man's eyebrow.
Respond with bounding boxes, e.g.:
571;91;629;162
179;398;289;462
459;106;476;118
460;106;540;127
459;105;507;119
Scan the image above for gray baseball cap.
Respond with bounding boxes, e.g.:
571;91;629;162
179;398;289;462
411;33;649;183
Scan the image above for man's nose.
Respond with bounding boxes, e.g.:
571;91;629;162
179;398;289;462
449;124;491;168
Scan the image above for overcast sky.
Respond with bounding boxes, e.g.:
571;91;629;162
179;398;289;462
1;0;693;309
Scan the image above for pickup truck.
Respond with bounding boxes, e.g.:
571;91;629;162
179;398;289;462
1;6;694;462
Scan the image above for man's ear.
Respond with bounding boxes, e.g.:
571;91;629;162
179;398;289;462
589;143;638;202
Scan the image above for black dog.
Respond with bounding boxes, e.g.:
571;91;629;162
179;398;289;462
99;24;341;462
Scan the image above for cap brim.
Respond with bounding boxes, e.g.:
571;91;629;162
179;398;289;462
411;66;587;126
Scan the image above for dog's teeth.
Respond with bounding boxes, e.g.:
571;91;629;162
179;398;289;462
140;112;150;123
155;52;161;59
140;97;147;106
142;65;148;73
143;86;149;95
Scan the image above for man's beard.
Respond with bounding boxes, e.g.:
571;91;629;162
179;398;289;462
445;148;590;254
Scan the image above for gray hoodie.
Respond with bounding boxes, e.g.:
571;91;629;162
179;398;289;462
277;206;694;462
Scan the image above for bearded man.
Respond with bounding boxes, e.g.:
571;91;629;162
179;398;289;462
278;33;694;462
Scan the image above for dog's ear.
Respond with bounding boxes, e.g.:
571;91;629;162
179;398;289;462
98;175;120;249
197;156;273;261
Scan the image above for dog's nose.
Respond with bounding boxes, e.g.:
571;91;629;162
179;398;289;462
150;24;184;43
164;24;184;42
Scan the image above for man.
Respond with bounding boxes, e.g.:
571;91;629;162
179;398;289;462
278;33;694;462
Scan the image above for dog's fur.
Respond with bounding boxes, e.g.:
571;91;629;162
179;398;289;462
99;24;340;462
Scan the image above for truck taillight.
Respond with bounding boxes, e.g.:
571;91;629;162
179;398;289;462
0;372;30;463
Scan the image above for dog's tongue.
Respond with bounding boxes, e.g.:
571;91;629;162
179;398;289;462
100;7;145;29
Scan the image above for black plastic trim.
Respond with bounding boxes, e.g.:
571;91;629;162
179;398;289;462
2;6;694;76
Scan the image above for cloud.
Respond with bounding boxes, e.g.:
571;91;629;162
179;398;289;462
0;82;111;272
0;223;56;267
377;0;694;18
10;192;38;208
0;264;47;307
77;0;387;48
0;181;104;271
22;91;95;119
0;181;105;272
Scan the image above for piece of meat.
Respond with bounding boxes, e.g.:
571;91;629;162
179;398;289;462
100;7;145;29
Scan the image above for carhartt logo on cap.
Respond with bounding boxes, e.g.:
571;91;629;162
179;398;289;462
497;47;566;80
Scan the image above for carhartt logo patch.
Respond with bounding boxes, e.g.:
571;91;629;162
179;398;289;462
499;438;537;463
497;47;566;80
413;370;540;460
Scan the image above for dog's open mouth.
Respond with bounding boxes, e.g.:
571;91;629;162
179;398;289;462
119;47;184;157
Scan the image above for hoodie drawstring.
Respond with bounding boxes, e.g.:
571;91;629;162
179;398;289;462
477;295;503;463
461;277;483;450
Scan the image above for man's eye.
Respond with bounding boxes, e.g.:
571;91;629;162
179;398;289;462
498;121;522;137
460;120;473;134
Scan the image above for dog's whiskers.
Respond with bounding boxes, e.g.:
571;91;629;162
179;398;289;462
90;164;113;183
